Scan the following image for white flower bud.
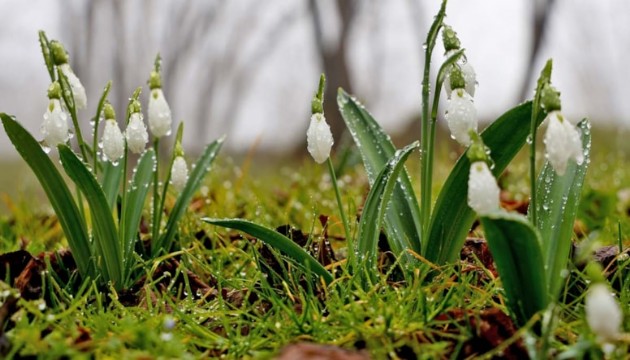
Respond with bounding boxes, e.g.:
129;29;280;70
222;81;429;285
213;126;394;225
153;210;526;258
125;112;148;154
101;119;125;163
585;284;622;344
543;111;583;175
170;156;188;192
41;99;69;148
467;161;500;215
306;113;333;164
445;89;477;146
148;88;172;138
59;63;87;110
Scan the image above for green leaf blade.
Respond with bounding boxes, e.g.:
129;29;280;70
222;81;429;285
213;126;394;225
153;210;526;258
202;218;334;284
101;162;123;209
337;89;422;259
533;119;591;299
59;145;123;287
1;114;93;278
480;212;549;326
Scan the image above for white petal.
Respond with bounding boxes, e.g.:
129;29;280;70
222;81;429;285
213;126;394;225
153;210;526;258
60;64;87;109
306;113;333;164
543;112;583;175
125;113;149;154
445;89;477;146
467;161;500;215
148;89;172;138
41;99;69;147
585;284;622;343
170;156;189;192
102;119;125;163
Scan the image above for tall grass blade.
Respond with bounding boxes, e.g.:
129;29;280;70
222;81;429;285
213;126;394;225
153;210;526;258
1;114;93;278
102;162;123;209
202;218;334;284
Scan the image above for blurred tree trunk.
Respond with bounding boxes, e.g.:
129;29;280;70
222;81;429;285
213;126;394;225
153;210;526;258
308;0;357;146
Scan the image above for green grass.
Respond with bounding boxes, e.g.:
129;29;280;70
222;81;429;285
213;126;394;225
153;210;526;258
0;127;629;358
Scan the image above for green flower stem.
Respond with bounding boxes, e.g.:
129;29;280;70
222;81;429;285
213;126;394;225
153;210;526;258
420;0;448;241
57;68;89;162
327;157;353;266
92;82;112;176
152;138;161;244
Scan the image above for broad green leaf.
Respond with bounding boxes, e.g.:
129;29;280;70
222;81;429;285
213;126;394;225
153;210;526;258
152;137;224;256
481;212;549;326
202;218;334;284
102;162;123;209
357;142;419;283
427;101;544;264
337;89;422;259
533;119;590;299
120;149;155;283
1;114;93;278
59;145;123;287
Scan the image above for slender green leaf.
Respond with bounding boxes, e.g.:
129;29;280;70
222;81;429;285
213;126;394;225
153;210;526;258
533;119;590;299
480;212;549;326
102;162;123;209
427;101;544;264
58;145;123;287
337;89;422;259
1;114;92;278
357;142;419;282
202;218;333;284
121;149;155;283
152;137;224;256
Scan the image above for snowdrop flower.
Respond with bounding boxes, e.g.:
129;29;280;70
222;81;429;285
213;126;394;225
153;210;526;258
41;98;69;148
444;60;477;98
101;119;125;164
543;111;583;175
306;113;334;164
148;70;172;138
445;88;477;146
170;156;189;192
585;283;622;345
50;41;87;109
467;161;500;215
125;111;148;154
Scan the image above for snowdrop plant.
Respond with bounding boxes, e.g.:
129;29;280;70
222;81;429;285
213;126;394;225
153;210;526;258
1;33;224;291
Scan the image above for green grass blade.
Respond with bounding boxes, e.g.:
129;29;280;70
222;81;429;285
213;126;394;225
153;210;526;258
58;145;123;287
480;212;549;326
120;149;155;282
533;119;591;299
202;218;334;284
427;101;544;264
101;162;123;209
1;114;93;278
152;137;224;256
357;142;419;282
337;89;422;257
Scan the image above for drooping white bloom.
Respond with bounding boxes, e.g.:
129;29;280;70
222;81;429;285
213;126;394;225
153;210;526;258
41;99;69;148
585;283;622;344
543;111;583;175
445;61;477;97
59;63;87;110
125;112;149;154
148;88;172;138
306;113;334;164
101;119;125;163
467;161;500;215
445;89;477;146
170;156;189;192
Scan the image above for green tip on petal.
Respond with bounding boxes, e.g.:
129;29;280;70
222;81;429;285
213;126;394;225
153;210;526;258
47;82;62;100
149;71;162;90
540;83;562;112
442;25;461;52
466;131;491;164
129;99;142;114
449;66;466;90
311;74;326;115
50;40;69;65
104;102;116;120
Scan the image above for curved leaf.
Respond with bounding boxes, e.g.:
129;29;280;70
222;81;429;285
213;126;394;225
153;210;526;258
337;89;422;259
357;141;419;282
481;212;549;326
59;145;123;287
533;119;590;299
427;101;544;264
1;114;92;278
202;218;334;284
152;137;224;256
